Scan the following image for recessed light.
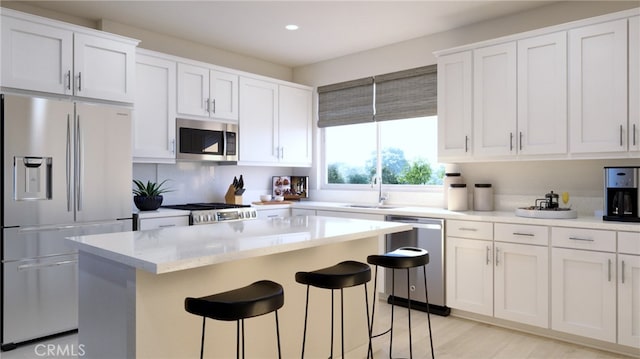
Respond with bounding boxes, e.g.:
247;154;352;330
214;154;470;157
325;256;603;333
285;24;299;31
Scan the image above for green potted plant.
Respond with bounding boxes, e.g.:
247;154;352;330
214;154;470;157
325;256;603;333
132;179;172;211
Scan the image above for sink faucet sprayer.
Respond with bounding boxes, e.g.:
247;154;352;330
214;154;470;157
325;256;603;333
371;175;388;205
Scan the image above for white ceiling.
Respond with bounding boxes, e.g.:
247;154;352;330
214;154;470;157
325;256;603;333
23;1;556;67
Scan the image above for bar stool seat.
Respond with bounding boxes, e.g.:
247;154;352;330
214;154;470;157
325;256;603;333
295;260;372;358
367;247;435;359
185;280;284;359
295;260;371;288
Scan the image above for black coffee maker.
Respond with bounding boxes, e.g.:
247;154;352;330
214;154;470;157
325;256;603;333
604;167;640;222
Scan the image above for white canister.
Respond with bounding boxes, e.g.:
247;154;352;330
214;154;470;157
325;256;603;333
443;173;463;208
448;183;468;211
473;184;494;211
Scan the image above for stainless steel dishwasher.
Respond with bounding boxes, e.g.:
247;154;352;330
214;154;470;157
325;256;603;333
384;215;450;316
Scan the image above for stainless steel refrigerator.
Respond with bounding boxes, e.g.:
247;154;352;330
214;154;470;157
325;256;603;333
1;94;133;350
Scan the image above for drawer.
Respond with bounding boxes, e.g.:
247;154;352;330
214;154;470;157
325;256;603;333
618;231;640;255
495;223;548;246
446;220;493;240
138;216;189;231
551;227;615;252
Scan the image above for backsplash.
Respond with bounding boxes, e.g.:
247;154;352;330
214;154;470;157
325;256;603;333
132;163;293;206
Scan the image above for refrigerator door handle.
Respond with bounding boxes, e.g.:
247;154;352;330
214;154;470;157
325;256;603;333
3;251;78;264
66;114;72;212
17;259;78;272
76;114;82;212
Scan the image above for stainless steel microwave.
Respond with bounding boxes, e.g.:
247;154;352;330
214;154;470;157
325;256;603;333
176;118;238;162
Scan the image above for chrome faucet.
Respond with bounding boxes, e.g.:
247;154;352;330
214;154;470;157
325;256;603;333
371;175;388;205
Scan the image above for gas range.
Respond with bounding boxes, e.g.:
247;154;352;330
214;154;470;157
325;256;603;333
162;203;257;225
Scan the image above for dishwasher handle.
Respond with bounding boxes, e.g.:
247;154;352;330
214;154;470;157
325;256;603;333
385;215;443;230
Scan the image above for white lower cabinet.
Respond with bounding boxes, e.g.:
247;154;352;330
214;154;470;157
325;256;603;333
137;216;189;231
446;235;494;316
447;221;549;327
551;227;616;343
494;223;549;328
256;208;290;219
446;220;494;316
618;231;640;349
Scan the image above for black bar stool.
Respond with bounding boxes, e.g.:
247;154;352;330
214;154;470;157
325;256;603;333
184;280;285;359
295;260;372;358
367;247;435;359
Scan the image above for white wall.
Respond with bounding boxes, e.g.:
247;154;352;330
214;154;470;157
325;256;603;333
292;1;640;215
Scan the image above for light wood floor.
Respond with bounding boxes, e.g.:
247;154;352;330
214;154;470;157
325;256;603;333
2;300;637;358
345;299;637;359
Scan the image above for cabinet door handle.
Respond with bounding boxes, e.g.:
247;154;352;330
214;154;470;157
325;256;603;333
620;125;624;146
66;70;71;90
77;72;82;92
513;232;534;237
205;98;210;113
634;124;637;147
621;260;625;284
569;237;594;242
509;132;514;151
280;147;284;159
519;132;523;151
486;246;491;265
495;247;500;266
170;139;176;154
608;259;612;282
464;135;469;153
212;99;216;114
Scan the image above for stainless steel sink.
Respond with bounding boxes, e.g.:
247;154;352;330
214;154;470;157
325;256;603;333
344;204;398;209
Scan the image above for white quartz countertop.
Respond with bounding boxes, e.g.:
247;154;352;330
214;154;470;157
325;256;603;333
291;201;640;232
66;216;412;274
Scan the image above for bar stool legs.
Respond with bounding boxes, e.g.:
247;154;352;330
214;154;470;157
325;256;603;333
368;247;435;359
296;260;372;359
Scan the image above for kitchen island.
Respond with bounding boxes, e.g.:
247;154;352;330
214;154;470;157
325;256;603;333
66;215;412;359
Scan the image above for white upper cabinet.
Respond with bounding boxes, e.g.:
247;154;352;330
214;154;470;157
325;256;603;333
177;62;239;122
436;8;638;161
473;42;517;157
569;19;628;153
238;77;312;167
1;15;73;95
73;33;136;103
210;70;239;121
278;85;312;166
1;9;138;103
517;32;568;155
133;50;177;163
177;63;209;117
437;51;473;160
629;16;640;153
239;77;279;163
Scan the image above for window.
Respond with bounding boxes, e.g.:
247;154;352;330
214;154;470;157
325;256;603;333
324;117;443;186
320;65;444;187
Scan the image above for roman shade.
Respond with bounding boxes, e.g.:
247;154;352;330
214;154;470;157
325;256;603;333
374;65;437;122
317;77;374;128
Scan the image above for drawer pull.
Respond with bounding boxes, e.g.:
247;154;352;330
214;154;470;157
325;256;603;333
513;232;534;237
568;237;594;242
459;227;478;232
158;224;176;228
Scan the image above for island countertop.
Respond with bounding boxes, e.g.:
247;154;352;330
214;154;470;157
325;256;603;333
66;215;413;274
